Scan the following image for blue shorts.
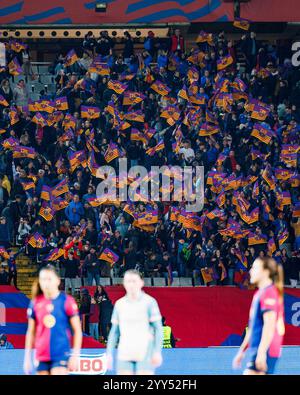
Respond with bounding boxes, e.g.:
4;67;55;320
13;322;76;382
36;358;69;372
246;351;278;374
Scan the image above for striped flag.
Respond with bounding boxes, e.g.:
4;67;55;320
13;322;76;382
40;185;52;201
44;248;65;262
64;49;78;67
81;106;100;119
233;18;250;31
52;179;69;197
104;141;120;163
0;95;9;107
146;140;165;156
107;80;128;94
150;80;170;96
9;106;19;125
8;58;23;76
27;233;47;249
217;54;234;71
12;146;36;159
55;97;69;111
39;203;55;222
99;248;119;266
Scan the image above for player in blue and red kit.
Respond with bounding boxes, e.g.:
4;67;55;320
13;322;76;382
23;265;82;375
233;256;285;375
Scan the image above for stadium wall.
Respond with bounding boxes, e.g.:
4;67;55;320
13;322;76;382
0;0;299;25
1;285;300;348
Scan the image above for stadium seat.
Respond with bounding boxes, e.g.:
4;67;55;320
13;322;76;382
30;65;38;75
112;277;123;285
143;277;152;286
170;277;180;286
40;74;54;85
38;65;50;74
153;278;167;286
100;277;111;286
179;277;193;287
46;83;57;93
28;82;44;93
29;93;41;101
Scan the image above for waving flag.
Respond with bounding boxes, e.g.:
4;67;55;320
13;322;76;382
64;49;78;67
55;97;69;111
262;166;276;190
131;128;148;144
251;105;269;121
150;80;170;96
201;268;218;285
40;185;52;201
32;112;48;127
21;180;36;191
68;150;87;172
104;141;120;163
107;80;128;94
99;248;119;266
233;18;250;31
13;146;36;159
0;95;9;107
217;54;233;71
45;248;65;262
292;203;300;218
268;238;276;255
251;123;273;144
137;210;158;226
81;106;100;119
39;203;55;222
248;233;268;246
52;197;69;211
52;179;69;197
146;140;165;156
2;137;19;150
88;62;110;76
124;110;144;123
27;233;47;249
87;151;99;177
278;229;289;246
9;106;19;125
123;91;145;106
9;39;27;53
196;31;213;45
8;58;23;76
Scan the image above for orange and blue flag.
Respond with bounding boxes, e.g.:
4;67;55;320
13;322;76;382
64;49;78;67
99;248;119;266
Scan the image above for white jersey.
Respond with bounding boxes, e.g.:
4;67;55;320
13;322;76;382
111;291;161;361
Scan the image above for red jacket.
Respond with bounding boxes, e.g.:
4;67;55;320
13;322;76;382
171;35;184;52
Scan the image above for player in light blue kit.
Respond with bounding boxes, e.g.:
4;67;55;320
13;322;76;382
106;270;163;375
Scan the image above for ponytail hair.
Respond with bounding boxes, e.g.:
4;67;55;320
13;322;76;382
31;264;60;300
260;256;284;299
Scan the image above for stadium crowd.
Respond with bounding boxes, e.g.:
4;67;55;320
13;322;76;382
0;27;299;293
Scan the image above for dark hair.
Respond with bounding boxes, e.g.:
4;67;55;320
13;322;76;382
259;256;284;298
31;265;60;299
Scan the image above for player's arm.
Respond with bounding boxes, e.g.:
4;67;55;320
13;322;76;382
23;318;36;375
149;300;163;367
70;315;83;356
232;327;252;370
65;297;82;372
106;306;120;370
255;310;277;372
